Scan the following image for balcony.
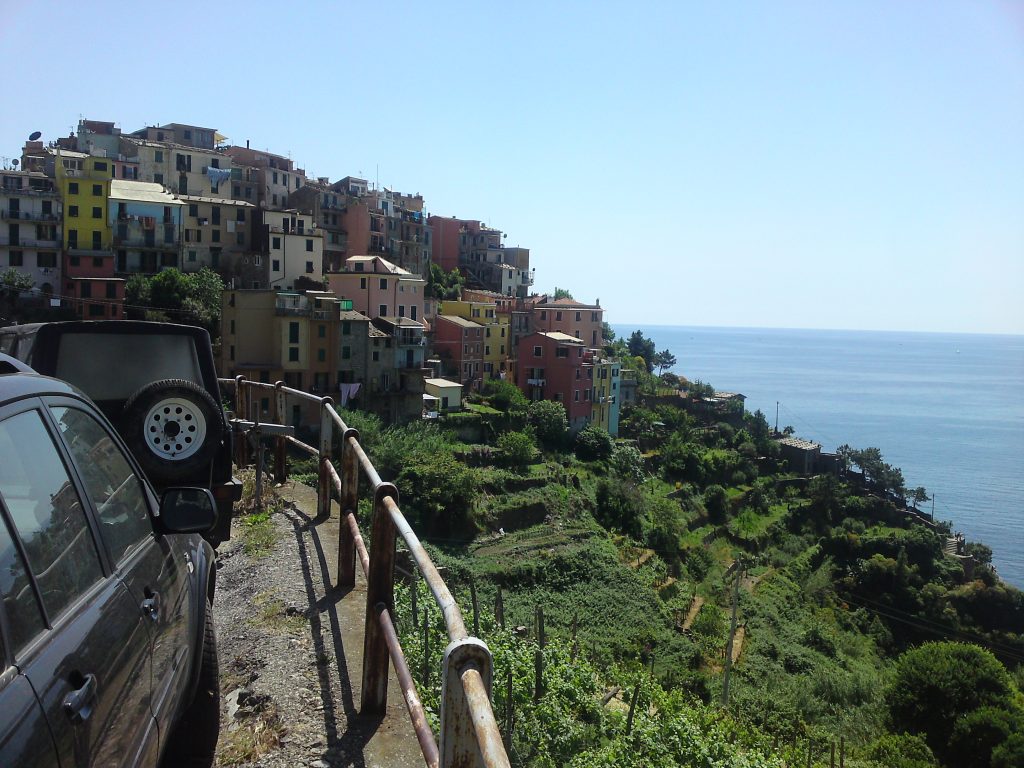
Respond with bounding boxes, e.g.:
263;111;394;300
527;378;546;387
0;235;60;248
1;210;59;221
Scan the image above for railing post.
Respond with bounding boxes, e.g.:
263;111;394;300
337;426;359;588
273;381;287;483
234;375;249;467
361;482;399;715
317;397;334;520
440;639;496;766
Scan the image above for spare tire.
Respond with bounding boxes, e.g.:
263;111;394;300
121;378;223;485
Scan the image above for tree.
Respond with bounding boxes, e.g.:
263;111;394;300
527;399;568;449
626;330;656;373
910;486;930;509
575;424;613;460
609;444;645;483
553;287;574;300
124;273;150;320
601;322;616;343
652;349;677;376
427;263;464;300
0;267;33;323
703;484;728;522
886;641;1018;763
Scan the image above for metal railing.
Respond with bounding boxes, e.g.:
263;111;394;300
221;376;510;768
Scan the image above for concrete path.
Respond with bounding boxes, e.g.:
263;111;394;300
276;481;425;768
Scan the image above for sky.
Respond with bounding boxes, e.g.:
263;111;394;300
2;1;1022;334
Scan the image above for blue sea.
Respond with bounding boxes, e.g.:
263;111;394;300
615;325;1024;588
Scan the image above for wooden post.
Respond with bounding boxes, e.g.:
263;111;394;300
360;482;398;715
830;741;836;768
317;398;334;520
806;737;812;768
625;685;640;735
721;561;742;707
504;668;513;750
469;577;480;637
273;381;287;482
534;607;545;702
422;607;430;688
495;585;505;630
234;375;249;467
337;426;359;588
840;736;845;768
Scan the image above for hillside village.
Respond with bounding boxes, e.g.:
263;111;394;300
1;119;627;432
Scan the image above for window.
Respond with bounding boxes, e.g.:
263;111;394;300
372;350;379;362
69;205;79;217
237;208;246;222
533;346;542;357
306;261;314;274
38;252;56;268
0;410;103;627
212;206;220;225
398;305;405;318
288;347;299;362
0;513;45;655
360;277;367;289
318;325;326;338
70;255;80;266
342;346;351;360
379;304;387;317
80;283;92;298
9;251;23;267
289;322;299;343
105;282;116;299
88;304;104;317
212;230;220;243
574;390;580;402
236;232;245;245
50;406;151;564
540;311;546;320
379;278;388;290
272;237;281;249
91;184;102;196
154;173;163;184
272;260;280;271
556;311;562;321
342;320;352;336
317;349;326;362
92;206;102;219
68;182;79;194
306;239;313;252
485;345;490;355
189;203;198;217
155;150;163;162
576;312;581;321
233;184;241;197
92;231;101;249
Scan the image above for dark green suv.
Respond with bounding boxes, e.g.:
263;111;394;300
0;354;220;766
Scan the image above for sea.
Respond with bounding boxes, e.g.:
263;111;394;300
614;325;1024;588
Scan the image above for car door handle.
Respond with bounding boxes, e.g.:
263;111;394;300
142;589;161;622
63;673;97;724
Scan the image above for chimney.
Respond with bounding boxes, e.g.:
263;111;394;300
246;139;250;149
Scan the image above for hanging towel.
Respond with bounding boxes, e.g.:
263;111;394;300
205;166;232;186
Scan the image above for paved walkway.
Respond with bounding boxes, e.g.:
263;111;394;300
277;481;426;768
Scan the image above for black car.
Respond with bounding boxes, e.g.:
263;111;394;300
0;354;220;767
0;321;241;546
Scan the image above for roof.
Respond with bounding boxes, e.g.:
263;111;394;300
437;315;484;329
536;296;599;309
109;180;183;205
179;194;254;207
777;437;821;451
424;378;462;388
338;310;370;321
538;331;584;344
377;316;424;328
345;255;414;276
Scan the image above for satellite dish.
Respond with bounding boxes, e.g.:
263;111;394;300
28;131;42;141
11;159;18;167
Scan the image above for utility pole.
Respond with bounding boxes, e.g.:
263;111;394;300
775;401;779;434
931;494;935;522
721;561;742;707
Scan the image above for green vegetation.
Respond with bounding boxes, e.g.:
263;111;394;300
293;357;1023;766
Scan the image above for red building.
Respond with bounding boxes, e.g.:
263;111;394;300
433;314;484;389
516;331;593;432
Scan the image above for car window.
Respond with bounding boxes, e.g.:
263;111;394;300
0;514;45;656
0;410;103;622
50;406;153;564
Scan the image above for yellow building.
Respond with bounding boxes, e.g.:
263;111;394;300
438;299;511;379
57;150;112;253
589;357;622;436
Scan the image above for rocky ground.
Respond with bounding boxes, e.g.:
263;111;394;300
210;479;424;768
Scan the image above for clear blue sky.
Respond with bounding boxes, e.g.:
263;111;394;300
3;1;1022;334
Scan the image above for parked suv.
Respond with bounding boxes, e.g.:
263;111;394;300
0;321;241;546
0;353;220;766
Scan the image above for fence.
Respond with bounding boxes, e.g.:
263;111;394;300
222;376;511;768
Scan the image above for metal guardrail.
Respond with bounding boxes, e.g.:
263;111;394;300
221;376;511;768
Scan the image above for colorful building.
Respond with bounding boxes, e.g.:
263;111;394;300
1;170;61;299
516;331;592;432
589;357;621;437
438;298;511;379
109;180;183;274
326;255;426;321
433;314;484;388
531;296;604;349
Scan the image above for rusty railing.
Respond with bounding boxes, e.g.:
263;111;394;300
221;376;511;768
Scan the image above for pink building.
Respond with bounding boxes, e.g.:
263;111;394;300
326;255;426;321
531;296;604;349
516;331;593;431
434;315;484;388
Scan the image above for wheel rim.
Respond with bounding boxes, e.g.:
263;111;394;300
142;397;208;461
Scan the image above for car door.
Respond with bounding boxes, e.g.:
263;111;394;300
48;400;193;739
0;402;156;768
0;517;61;767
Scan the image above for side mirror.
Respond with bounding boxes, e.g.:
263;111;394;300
159;487;217;534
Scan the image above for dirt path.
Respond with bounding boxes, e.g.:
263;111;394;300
212;481;423;768
680;596;705;631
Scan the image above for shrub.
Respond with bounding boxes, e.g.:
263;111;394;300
609;444;645;483
497;430;535;471
703;484;728;523
482;379;528;411
867;733;938;768
594;479;645;539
